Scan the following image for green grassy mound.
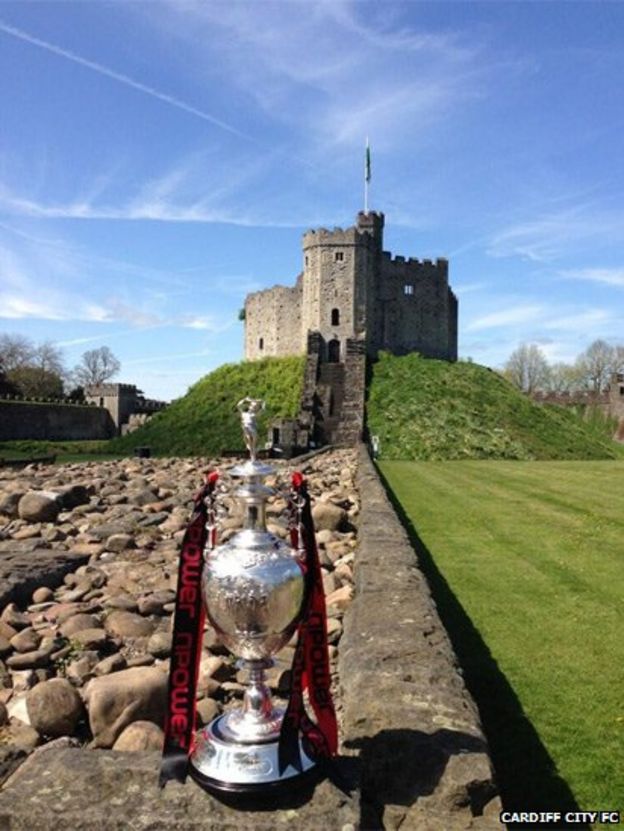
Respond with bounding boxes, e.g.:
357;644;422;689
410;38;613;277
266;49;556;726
108;355;306;457
367;352;622;460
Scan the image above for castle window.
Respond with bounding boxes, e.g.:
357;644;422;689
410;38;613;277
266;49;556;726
305;256;309;266
259;337;264;350
404;284;414;296
334;251;344;262
331;308;340;326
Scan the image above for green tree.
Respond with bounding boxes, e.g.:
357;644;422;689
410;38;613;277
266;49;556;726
8;366;64;398
0;334;65;398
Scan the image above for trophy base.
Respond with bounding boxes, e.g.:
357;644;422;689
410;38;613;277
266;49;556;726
188;715;317;794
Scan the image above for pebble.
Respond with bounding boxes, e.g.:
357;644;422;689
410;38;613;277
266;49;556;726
32;587;54;604
94;653;127;676
10;628;42;654
113;720;164;751
0;450;357;759
104;611;154;639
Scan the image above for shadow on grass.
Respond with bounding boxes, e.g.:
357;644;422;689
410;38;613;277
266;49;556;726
376;465;588;830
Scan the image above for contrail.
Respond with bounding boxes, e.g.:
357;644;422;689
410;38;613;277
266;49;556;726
0;19;248;140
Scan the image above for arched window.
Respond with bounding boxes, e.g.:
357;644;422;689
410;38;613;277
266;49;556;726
259;337;264;350
331;308;340;326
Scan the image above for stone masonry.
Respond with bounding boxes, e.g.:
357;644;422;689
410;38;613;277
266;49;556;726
245;211;458;365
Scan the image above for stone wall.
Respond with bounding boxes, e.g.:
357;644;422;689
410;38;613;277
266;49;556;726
333;339;366;446
339;445;500;829
371;254;456;361
244;281;302;361
0;402;115;442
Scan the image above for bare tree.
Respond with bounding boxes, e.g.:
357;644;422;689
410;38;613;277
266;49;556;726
613;345;624;375
73;347;121;387
0;334;35;373
32;340;64;375
503;343;550;394
545;362;584;394
575;339;615;393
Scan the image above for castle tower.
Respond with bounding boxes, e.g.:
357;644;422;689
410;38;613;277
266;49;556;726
300;212;384;362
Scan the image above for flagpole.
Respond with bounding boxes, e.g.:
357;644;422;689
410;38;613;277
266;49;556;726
364;136;370;214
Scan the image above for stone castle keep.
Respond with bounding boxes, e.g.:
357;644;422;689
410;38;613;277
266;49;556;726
244;211;458;449
245;211;457;364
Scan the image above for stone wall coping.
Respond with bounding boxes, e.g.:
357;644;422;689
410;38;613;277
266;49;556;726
338;445;501;829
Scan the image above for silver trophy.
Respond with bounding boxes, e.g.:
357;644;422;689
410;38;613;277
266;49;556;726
188;398;315;792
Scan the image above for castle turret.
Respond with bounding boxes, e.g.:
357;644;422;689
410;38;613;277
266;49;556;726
356;211;385;249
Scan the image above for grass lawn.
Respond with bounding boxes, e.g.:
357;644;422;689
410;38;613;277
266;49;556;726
379;460;624;818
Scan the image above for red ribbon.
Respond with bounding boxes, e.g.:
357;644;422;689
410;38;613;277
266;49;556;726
278;472;338;774
159;473;217;787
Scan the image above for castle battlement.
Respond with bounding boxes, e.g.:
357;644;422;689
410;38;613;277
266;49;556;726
245;211;457;364
302;226;365;248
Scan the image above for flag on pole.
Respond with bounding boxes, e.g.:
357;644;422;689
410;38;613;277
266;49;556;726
365;138;371;183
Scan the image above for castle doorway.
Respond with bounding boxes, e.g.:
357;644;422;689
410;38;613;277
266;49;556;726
327;338;341;363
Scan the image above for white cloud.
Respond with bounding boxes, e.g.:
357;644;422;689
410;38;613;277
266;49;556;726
453;282;487;296
560;267;624;288
179;314;236;333
0;171;305;227
147;1;485;153
542;309;612;331
465;304;544;332
488;204;624;262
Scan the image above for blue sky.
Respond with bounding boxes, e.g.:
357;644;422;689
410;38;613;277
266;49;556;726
1;1;623;401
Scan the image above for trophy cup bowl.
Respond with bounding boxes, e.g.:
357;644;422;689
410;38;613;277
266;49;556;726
188;400;316;792
203;527;304;661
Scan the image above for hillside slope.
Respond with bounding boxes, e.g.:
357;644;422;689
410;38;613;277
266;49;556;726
366;352;621;461
109;355;306;457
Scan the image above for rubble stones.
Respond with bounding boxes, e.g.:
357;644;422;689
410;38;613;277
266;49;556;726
10;628;41;654
112;720;164;751
83;666;168;747
59;613;100;638
104;610;154;639
0;451;357;772
93;653;126;676
18;492;62;524
32;587;54;604
311;501;347;531
26;678;84;737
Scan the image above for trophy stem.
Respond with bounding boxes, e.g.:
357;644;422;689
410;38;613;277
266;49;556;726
219;659;283;743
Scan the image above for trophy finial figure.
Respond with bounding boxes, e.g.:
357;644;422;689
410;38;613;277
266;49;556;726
237;397;265;462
